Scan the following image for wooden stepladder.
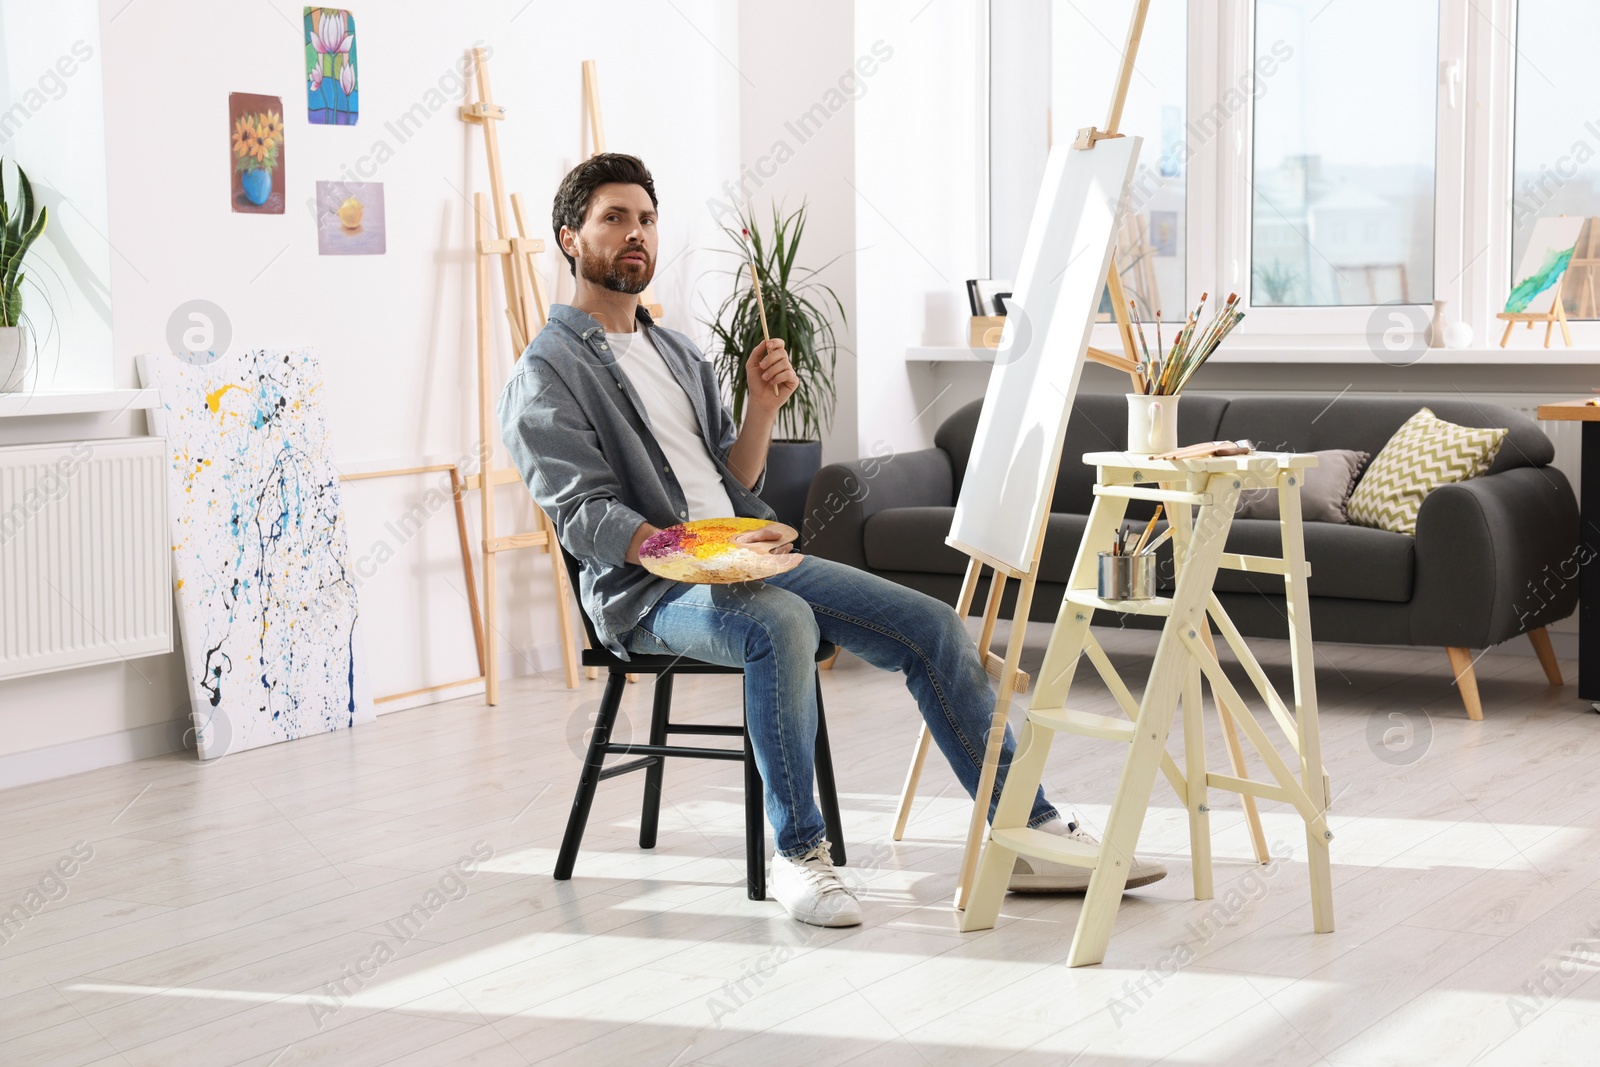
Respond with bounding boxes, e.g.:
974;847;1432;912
889;0;1270;911
460;46;582;698
581;59;664;321
958;451;1336;966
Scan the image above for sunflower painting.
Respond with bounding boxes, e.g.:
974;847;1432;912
305;7;358;125
228;92;286;214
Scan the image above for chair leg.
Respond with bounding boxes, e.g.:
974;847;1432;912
1446;647;1485;721
639;671;674;849
1527;626;1563;686
555;672;627;880
813;671;846;867
743;690;767;901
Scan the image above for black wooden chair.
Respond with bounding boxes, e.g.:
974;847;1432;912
553;551;846;900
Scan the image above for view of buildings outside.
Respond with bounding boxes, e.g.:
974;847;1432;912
1251;0;1436;308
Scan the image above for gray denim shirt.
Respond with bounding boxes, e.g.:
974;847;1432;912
497;303;774;659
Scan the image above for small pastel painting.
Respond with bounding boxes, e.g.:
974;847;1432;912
316;181;385;255
228;92;285;214
1506;216;1584;315
306;7;358;125
640;518;802;584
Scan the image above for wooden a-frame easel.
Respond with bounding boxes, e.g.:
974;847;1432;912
459;46;584;699
888;0;1270;910
581;59;664;322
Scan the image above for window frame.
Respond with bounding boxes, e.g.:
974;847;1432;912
1077;0;1596;357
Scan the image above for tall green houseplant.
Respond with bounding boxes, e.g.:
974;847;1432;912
704;204;845;529
706;203;844;442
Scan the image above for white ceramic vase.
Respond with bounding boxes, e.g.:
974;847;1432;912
1427;300;1474;350
1127;392;1180;454
0;325;30;393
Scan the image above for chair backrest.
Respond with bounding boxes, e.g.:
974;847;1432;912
560;547;606;650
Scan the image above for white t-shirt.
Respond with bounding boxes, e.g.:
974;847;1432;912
607;328;736;522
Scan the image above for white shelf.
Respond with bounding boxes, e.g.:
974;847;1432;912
905;345;1600;365
0;389;161;418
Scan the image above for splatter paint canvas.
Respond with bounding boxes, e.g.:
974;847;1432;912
305;7;359;125
137;347;374;760
1506;216;1584;315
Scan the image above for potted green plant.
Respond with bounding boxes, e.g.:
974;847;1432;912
0;158;48;393
704;203;845;530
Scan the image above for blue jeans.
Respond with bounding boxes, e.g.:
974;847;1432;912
623;555;1060;857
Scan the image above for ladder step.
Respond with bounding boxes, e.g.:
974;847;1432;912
1093;484;1211;506
990;826;1099;868
1027;706;1136;742
1063;589;1173;616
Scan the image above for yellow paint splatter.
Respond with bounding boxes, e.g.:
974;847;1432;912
206;383;243;413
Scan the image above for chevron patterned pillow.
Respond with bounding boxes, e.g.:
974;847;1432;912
1347;408;1507;534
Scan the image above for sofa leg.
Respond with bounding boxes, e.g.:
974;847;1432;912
1446;647;1484;721
1527;627;1563;686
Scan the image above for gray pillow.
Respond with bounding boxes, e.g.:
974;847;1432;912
1235;449;1371;524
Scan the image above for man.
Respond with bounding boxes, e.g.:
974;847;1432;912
498;153;1165;928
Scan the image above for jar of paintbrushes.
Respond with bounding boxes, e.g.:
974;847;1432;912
1125;293;1244;454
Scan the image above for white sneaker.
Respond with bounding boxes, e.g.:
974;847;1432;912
770;841;862;927
1008;819;1167;893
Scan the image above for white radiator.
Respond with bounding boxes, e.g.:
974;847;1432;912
0;437;171;681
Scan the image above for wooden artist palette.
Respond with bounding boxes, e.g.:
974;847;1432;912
639;518;802;584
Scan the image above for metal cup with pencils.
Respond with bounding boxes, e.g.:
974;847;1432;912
1097;505;1168;601
1125;293;1245;454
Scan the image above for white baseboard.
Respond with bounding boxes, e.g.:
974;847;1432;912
0;642;566;790
0;717;190;790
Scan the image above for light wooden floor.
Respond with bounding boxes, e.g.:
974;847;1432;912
3;622;1599;1066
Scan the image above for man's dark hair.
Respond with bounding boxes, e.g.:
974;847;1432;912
551;152;658;276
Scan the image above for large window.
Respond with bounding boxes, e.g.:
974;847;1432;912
1512;0;1600;320
990;1;1600;350
1251;0;1437;308
1053;0;1187;321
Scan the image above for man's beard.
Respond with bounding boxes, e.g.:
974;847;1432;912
578;237;653;295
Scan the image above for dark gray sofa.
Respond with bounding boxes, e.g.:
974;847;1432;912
803;393;1578;717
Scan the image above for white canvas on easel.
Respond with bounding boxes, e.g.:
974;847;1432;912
948;137;1143;573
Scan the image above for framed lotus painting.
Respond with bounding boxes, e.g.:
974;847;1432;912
305;7;359;125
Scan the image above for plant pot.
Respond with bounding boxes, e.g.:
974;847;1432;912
757;439;823;536
0;324;30;393
241;168;273;206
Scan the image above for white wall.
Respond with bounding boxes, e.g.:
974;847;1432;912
735;0;858;465
853;0;986;455
0;0;743;777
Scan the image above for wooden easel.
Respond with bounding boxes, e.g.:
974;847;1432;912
339;462;487;704
582;59;664;321
460;46;583;699
958;451;1335;966
889;0;1268;910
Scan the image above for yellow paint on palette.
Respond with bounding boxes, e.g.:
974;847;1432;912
206;383;244;413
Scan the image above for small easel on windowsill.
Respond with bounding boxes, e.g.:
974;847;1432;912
1497;296;1574;348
